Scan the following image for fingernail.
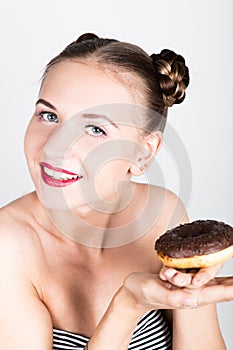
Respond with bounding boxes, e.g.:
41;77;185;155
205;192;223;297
164;269;175;279
178;279;186;286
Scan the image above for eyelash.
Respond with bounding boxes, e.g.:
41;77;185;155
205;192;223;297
85;124;107;138
37;111;59;123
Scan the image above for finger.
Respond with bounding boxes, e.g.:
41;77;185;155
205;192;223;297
191;264;223;287
149;277;197;309
159;266;176;281
160;266;192;287
194;281;233;305
215;276;233;285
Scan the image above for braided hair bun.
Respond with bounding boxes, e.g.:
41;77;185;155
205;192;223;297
151;50;189;107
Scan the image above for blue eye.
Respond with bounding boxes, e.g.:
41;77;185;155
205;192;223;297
39;111;58;123
85;125;107;137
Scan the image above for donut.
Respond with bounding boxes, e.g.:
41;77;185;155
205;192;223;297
155;220;233;269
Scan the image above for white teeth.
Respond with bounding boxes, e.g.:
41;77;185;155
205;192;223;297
44;168;54;177
53;171;61;179
60;173;77;180
60;173;69;180
43;166;80;181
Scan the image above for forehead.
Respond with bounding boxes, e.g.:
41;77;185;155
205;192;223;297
39;61;138;116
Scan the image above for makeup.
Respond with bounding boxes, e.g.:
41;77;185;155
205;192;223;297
40;162;82;187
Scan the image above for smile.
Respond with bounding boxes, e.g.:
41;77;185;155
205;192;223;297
40;162;83;187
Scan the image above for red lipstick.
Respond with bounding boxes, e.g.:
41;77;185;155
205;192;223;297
40;162;82;187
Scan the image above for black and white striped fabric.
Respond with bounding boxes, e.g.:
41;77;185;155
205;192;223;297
53;310;172;350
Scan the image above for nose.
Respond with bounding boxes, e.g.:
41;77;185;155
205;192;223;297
41;117;84;165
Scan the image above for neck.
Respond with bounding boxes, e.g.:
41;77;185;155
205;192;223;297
37;181;135;248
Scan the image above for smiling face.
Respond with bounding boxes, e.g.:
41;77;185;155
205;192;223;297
24;61;154;213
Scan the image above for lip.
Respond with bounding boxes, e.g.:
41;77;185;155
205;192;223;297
40;162;79;175
40;162;82;188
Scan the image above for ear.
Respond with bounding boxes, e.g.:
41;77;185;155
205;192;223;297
129;132;162;176
143;131;162;158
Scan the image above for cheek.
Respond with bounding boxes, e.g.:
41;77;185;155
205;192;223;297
61;160;132;211
24;123;38;165
93;159;132;201
60;139;139;208
24;121;57;162
96;159;130;181
62;136;95;172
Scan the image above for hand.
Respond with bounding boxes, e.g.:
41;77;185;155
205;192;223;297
159;264;223;288
123;272;198;311
183;276;233;305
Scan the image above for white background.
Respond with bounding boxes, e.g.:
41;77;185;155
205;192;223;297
0;0;232;347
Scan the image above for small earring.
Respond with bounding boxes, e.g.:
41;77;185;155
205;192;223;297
140;163;148;171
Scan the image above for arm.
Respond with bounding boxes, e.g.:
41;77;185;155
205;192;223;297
156;192;226;349
173;305;225;350
87;287;143;350
1;233;229;350
172;275;233;349
0;230;53;349
160;264;227;349
87;272;200;350
88;274;233;350
78;180;232;350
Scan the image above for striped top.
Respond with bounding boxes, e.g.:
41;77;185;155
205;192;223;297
53;309;172;350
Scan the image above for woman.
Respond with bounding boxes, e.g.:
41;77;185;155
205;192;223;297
0;33;232;350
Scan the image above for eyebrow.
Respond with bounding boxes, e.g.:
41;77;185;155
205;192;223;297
35;101;118;129
36;98;57;110
81;113;119;129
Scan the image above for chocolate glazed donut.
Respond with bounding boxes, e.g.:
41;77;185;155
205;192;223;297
155;220;233;268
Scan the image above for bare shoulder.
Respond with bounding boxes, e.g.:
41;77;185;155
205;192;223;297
0;193;44;285
0;192;40;241
149;184;189;228
129;182;189;273
133;182;189;232
0;194;53;348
